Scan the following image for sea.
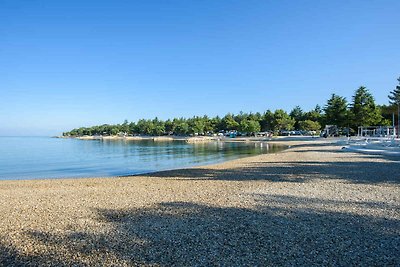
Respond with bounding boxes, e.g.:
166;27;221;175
0;136;285;180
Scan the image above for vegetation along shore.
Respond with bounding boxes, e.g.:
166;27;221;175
63;82;400;138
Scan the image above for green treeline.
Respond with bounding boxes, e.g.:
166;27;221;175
64;81;400;137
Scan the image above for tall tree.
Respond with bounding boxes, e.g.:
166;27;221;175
202;115;214;134
222;114;239;131
304;105;323;127
260;110;274;131
304;105;322;121
379;105;396;126
164;119;174;134
350;86;382;128
234;111;247;125
210;116;222;132
239;119;261;135
388;76;400;130
151;117;165;136
272;109;295;132
174;121;189;135
324;94;348;127
289;106;305;130
121;119;129;134
128;122;136;134
189;116;205;135
247;112;262;122
388;76;400;105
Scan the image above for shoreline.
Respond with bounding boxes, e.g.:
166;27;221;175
0;139;399;265
58;134;323;143
1;137;333;183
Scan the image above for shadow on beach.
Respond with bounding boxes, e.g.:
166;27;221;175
1;143;399;266
142;158;400;184
1;196;399;266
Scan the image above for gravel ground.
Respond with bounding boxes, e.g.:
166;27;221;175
0;140;399;266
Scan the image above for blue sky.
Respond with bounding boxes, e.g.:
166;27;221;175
1;0;399;135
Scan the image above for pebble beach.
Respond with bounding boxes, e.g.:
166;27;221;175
0;139;399;266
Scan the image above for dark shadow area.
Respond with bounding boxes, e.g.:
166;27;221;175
142;160;400;184
1;196;399;266
0;241;67;267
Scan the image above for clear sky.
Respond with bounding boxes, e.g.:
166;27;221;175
1;0;399;135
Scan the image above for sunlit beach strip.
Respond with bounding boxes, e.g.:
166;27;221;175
342;137;400;156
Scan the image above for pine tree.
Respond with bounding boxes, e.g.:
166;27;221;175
289;106;304;130
388;76;400;133
324;94;348;127
388;77;400;105
350;86;382;128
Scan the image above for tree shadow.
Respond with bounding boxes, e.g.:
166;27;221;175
0;241;68;267
1;196;399;266
141;159;400;184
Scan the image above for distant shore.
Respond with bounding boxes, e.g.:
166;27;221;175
59;135;217;143
57;134;322;144
1;138;398;265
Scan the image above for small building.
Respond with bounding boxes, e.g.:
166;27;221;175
357;126;395;137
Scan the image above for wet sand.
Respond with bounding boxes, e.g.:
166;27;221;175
0;139;399;266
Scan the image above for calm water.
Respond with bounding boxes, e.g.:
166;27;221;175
0;137;285;180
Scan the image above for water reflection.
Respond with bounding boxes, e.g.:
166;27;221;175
0;137;285;180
